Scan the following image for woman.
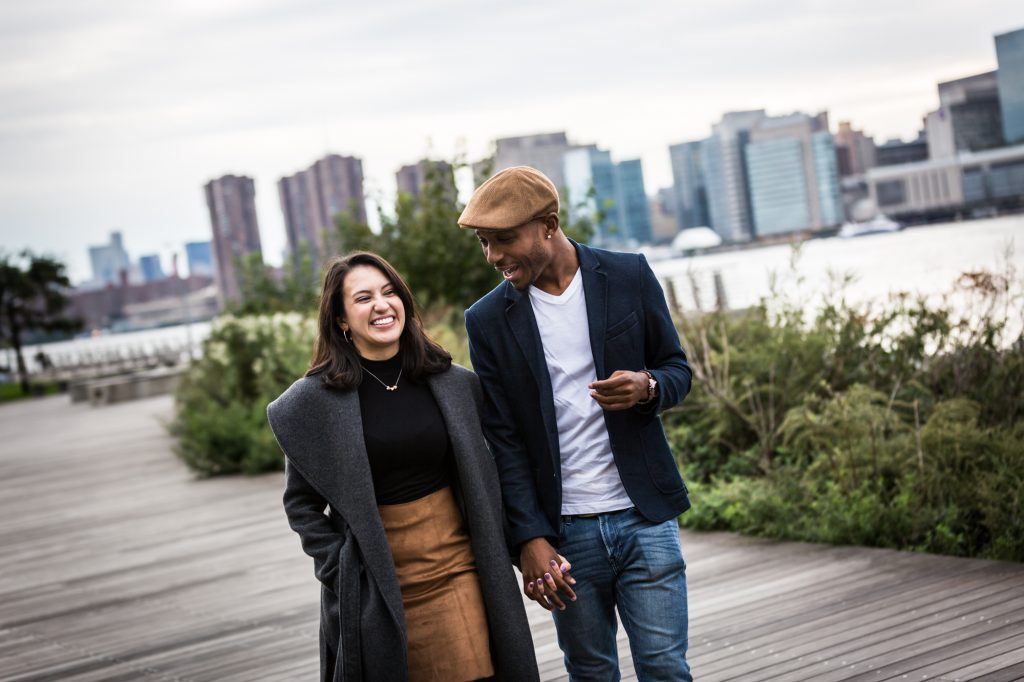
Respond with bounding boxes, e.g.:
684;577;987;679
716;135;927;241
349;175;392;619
267;252;539;682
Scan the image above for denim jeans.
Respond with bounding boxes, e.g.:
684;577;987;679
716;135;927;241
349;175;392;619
552;508;691;682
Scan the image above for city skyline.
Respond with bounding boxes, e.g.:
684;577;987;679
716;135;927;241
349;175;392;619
0;1;1019;283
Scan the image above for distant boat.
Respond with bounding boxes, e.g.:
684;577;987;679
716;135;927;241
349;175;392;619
839;215;902;238
671;227;723;255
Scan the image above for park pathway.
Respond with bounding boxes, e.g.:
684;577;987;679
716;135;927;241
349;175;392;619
1;395;1023;681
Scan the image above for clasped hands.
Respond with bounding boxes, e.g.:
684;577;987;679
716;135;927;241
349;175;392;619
520;537;576;611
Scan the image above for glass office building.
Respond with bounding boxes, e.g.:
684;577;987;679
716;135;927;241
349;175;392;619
996;28;1024;145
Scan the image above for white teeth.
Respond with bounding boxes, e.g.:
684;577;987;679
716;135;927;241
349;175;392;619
372;317;394;326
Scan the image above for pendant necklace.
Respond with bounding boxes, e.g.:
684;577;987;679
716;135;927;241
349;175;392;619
362;365;402;392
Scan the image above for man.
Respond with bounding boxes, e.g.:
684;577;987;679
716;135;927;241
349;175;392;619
461;166;693;681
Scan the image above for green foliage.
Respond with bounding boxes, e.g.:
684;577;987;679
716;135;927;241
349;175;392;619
171;307;470;477
0;250;81;392
331;160;498;311
232;245;320;316
668;256;1024;561
171;312;315;476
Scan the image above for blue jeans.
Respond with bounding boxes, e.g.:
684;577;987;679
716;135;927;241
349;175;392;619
552;508;691;682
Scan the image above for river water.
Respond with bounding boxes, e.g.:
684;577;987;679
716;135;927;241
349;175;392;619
12;215;1022;373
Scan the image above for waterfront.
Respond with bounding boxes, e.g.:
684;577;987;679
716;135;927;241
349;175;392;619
651;214;1023;313
13;215;1022;374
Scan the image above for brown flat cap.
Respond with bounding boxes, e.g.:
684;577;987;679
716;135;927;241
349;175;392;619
458;166;559;230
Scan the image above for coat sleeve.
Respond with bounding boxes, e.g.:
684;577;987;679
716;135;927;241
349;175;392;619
466;308;558;552
636;253;692;415
282;459;346;594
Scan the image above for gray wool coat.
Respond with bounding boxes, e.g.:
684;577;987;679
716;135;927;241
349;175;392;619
267;364;539;682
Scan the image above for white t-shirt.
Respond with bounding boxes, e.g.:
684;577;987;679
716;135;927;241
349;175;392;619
529;268;633;515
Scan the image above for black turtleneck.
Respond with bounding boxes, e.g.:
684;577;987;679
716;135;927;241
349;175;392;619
357;351;451;505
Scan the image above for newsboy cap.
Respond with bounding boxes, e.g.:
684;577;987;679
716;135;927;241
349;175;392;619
458;166;559;230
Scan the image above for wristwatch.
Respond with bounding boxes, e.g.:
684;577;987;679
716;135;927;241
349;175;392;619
637;370;657;404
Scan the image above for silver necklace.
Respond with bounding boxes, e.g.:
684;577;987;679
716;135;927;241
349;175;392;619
362;365;402;392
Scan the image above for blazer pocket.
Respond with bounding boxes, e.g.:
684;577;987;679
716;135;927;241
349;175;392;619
606;312;639;342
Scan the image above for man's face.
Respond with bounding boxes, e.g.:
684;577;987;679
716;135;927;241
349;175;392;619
475;220;552;291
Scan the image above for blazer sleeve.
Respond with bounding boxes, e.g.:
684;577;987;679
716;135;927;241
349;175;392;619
282;458;346;594
637;253;692;415
466;309;558;551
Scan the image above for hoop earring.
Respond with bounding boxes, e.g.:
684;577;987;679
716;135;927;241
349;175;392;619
343;328;352;343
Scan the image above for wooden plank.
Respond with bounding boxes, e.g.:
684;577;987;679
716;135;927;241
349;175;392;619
1;395;1023;681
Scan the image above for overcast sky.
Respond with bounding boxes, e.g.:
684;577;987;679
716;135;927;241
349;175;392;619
1;0;1020;283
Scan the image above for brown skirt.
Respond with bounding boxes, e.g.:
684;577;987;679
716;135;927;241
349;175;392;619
378;486;494;682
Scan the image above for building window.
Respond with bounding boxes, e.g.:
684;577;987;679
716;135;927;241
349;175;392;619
877;179;906;207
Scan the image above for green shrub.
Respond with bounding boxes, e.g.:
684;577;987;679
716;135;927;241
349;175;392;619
171;312;315;476
671;261;1024;562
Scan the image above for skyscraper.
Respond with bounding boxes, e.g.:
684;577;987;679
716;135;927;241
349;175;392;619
833;121;877;176
185;241;214;278
744;112;842;237
668;140;711;229
138;255;165;282
204;174;262;307
279;154;366;272
701;110;766;242
491;132;580;192
996;27;1024;145
395;159;455;200
614;159;653;245
563;148;652;246
926;72;1004;159
88;231;132;286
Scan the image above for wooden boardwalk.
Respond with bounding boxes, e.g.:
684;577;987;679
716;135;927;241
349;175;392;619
1;394;1023;681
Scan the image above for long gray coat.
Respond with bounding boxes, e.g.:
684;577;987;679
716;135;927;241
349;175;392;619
267;364;539;682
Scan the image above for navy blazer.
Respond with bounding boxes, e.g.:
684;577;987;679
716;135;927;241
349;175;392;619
465;241;692;552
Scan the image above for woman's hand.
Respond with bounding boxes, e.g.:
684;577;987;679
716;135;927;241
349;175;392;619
519;537;577;611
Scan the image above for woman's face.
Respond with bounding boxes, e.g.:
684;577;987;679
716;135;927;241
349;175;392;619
338;264;406;360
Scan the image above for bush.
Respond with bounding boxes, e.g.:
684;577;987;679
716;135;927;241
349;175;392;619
171;312;315;476
668;259;1024;562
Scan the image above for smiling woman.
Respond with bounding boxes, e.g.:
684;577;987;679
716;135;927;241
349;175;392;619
267;251;539;682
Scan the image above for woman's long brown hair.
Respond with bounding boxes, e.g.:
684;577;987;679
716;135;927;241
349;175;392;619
306;252;451;389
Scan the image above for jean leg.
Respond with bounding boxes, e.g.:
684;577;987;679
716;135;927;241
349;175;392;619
552;516;621;682
612;512;691;682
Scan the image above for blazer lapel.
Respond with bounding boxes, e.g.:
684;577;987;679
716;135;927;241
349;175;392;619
576;242;608;380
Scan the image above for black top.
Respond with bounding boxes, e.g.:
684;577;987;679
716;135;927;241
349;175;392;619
357;350;451;505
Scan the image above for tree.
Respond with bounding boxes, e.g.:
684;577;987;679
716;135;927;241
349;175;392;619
232;243;320;315
0;251;81;392
330;158;598;312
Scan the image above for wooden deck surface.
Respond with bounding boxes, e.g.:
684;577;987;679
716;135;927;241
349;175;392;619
1;394;1023;681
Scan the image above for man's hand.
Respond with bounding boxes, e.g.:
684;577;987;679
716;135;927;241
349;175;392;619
589;370;649;411
519;537;577;611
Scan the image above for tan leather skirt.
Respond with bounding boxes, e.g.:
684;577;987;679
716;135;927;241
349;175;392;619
378;485;494;682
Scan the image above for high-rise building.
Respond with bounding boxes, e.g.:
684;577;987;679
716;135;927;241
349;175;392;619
395;159;455;200
563;148;652;246
564;147;618;242
490;132;581;193
701;110;766;242
744;112;842;237
649;188;679;244
614;159;653;245
926;72;1004;159
834;121;877;176
185;241;214;278
88;231;132;286
204;174;262;307
668;140;711;229
138;255;165;282
996;27;1024;145
279;154;366;272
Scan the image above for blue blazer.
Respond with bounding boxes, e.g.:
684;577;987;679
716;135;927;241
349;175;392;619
465;241;692;552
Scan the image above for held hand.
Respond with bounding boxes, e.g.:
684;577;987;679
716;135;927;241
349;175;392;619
589;370;649;411
520;538;577;611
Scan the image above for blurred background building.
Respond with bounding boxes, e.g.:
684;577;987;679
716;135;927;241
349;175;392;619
205;174;262;308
